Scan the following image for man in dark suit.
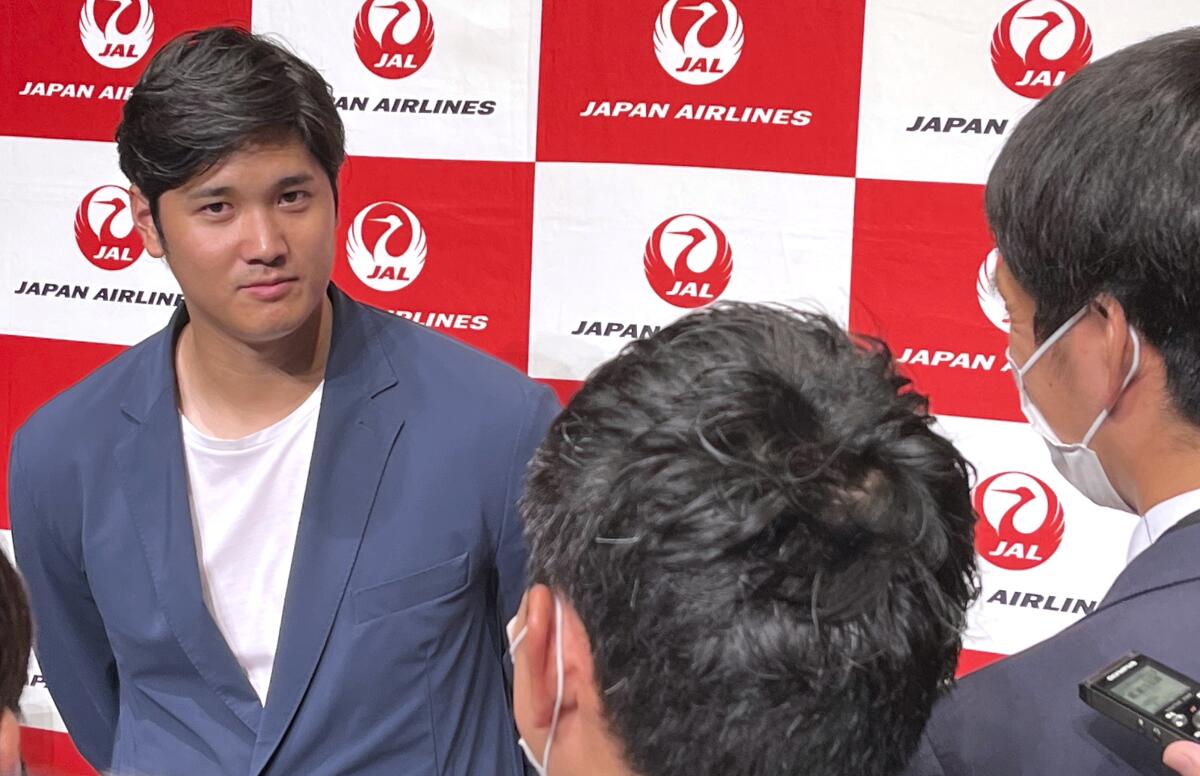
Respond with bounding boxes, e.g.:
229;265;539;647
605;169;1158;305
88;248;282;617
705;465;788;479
906;27;1200;776
7;27;558;775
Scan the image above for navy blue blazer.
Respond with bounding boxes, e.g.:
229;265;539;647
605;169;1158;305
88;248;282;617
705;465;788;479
8;286;560;775
904;516;1200;776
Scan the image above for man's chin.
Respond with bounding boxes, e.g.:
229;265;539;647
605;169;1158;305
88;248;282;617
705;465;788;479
239;317;318;347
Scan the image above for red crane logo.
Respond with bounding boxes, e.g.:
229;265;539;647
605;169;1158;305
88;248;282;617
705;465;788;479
991;0;1092;99
644;214;733;308
74;185;144;271
354;0;435;79
973;471;1066;570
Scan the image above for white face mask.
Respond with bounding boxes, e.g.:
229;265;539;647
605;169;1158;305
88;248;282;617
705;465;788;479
1008;305;1141;512
507;596;563;776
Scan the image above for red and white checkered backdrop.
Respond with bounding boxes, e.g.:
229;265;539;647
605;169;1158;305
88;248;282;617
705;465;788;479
1;1;1192;772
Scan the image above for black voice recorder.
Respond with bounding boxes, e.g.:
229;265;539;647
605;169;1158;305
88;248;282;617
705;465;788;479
1080;653;1200;747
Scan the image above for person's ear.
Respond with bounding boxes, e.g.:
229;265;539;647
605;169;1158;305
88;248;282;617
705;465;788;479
1094;294;1135;402
522;584;561;728
129;186;165;258
0;707;21;776
522;586;595;728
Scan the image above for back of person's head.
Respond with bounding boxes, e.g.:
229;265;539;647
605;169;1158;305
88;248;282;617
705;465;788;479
512;303;978;776
987;26;1200;423
116;26;345;231
0;551;32;776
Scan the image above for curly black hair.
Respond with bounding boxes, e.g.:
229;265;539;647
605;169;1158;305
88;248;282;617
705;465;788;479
521;302;978;776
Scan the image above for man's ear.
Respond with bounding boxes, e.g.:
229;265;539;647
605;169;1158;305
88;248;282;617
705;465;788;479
521;585;596;729
522;584;560;728
1095;293;1135;402
129;186;165;258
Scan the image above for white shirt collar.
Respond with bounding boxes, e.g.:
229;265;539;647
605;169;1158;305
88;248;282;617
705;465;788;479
1127;487;1200;562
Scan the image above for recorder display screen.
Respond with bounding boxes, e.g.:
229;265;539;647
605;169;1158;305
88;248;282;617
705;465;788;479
1112;666;1190;714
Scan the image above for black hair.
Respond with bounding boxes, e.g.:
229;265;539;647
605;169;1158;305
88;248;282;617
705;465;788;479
521;302;978;776
116;26;345;232
0;552;32;714
986;27;1200;423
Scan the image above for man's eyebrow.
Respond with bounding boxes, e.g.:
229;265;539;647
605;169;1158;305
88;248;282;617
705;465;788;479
276;173;315;189
188;184;233;200
187;173;316;200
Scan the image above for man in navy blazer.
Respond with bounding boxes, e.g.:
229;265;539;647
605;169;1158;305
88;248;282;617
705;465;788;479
7;27;558;775
905;28;1200;776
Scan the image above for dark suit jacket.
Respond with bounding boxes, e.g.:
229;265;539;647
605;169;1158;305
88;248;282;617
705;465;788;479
905;513;1200;776
8;286;560;775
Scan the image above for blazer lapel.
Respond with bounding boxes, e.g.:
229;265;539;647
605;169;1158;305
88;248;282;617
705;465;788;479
114;308;263;733
250;288;404;775
1097;510;1200;612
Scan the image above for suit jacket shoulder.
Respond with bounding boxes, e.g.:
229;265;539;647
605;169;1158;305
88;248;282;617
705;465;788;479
15;299;553;518
12;328;172;539
362;301;550;417
17;328;166;448
911;520;1200;776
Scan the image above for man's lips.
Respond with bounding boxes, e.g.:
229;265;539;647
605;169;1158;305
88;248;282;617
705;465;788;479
240;277;296;289
240;277;298;300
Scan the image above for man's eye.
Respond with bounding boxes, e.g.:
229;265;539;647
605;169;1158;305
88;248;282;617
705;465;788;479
280;191;309;205
201;203;228;215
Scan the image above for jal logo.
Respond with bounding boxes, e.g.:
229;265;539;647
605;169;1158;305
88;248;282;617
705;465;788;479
974;471;1066;570
644;214;733;308
74;185;144;271
354;0;435;79
345;201;428;292
653;0;744;86
79;0;155;69
991;0;1092;99
976;249;1010;333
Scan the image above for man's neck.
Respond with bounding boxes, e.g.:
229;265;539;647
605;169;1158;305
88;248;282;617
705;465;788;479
553;718;641;776
1118;419;1200;515
556;752;637;776
1130;453;1200;516
175;296;332;439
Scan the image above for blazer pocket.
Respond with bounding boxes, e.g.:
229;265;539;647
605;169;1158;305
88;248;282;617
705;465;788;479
353;551;471;624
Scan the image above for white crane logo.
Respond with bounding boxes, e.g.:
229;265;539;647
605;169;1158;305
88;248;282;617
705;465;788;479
976;249;1011;333
345;201;428;292
653;0;744;86
79;0;155;69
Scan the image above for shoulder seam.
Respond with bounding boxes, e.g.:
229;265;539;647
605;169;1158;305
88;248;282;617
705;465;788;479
494;382;547;563
9;428;63;551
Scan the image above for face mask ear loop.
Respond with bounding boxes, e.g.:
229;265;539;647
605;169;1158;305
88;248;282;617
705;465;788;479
1082;328;1141;447
1019;306;1091;377
508;625;528;657
542;596;564;768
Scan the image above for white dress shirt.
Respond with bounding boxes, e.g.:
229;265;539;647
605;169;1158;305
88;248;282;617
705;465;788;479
1126;486;1200;563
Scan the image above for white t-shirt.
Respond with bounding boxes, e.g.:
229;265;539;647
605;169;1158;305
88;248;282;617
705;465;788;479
180;383;324;705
